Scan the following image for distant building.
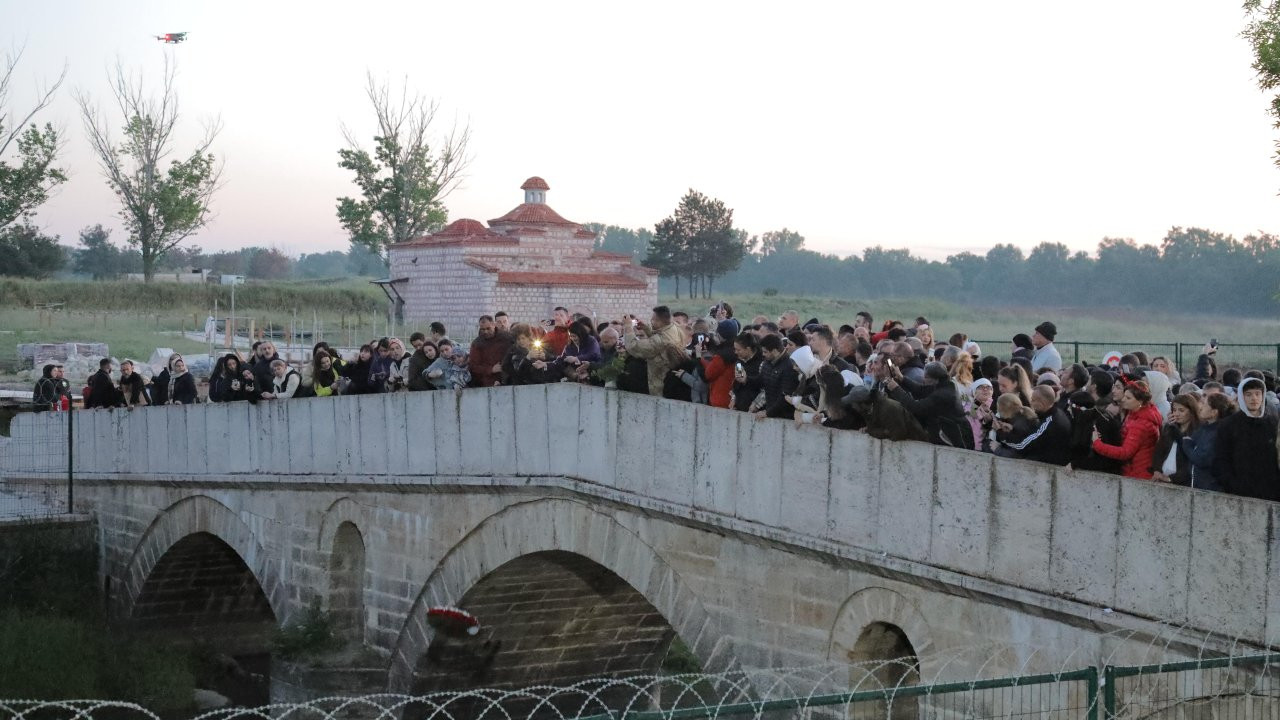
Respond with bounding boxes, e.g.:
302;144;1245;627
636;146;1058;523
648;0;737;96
123;268;212;284
386;176;658;334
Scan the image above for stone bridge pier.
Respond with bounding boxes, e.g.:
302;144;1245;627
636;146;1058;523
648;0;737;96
5;383;1277;694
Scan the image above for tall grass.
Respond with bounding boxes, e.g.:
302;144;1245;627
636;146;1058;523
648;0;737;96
0;278;384;314
0;526;195;709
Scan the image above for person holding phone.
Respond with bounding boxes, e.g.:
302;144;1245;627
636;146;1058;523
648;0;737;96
699;320;739;409
1193;341;1218;387
732;333;764;412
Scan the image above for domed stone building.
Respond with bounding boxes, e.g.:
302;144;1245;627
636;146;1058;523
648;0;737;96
386;177;658;336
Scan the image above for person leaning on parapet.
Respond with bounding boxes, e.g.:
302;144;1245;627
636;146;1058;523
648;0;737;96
31;363;67;412
1212;377;1280;501
250;341;281;393
752;333;799;420
117;360;149;408
621;305;685;398
260;359;301;400
84;358;117;409
470;315;513;387
541;306;572;356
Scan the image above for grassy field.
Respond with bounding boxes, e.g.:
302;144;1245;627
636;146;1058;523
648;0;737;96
661;294;1280;371
1;281;1277;374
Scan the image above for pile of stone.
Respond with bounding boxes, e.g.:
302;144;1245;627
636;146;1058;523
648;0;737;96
17;342;109;369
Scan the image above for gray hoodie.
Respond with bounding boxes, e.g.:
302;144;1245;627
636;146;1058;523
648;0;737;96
1238;377;1267;418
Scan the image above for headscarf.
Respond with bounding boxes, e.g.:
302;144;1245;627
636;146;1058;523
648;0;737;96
168;353;187;378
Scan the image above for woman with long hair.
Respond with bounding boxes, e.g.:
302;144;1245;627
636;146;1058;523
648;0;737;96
997;365;1034;408
949;352;975;400
1180;392;1234;491
341;344;375;395
1150;393;1200;484
311;350;341;397
207;355;229;403
1150;356;1179;385
1091;378;1164;480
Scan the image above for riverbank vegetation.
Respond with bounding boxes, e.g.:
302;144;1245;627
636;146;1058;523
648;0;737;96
0;524;195;709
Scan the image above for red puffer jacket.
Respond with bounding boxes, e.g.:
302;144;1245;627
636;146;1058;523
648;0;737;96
1092;403;1164;479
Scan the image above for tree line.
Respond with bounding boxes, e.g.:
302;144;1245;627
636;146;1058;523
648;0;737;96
589;219;1280;314
56;224;387;281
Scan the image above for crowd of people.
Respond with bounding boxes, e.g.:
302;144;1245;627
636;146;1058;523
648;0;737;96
31;304;1280;501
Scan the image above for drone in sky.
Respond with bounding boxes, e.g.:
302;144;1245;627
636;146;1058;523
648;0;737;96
155;32;188;44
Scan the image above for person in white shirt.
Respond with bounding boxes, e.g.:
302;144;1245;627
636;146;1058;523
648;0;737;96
1030;321;1063;372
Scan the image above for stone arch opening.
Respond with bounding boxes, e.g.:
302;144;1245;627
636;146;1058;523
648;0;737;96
847;621;920;720
132;531;278;645
412;550;689;713
327;521;366;646
389;499;737;697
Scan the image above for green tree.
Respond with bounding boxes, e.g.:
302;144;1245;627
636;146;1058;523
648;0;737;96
296;250;349;278
1245;1;1280;174
0;46;67;230
0;223;64;277
246;247;293;279
759;228;805;256
77;59;222;282
72;224;126;280
337;73;471;259
643;189;745;299
583;223;652;261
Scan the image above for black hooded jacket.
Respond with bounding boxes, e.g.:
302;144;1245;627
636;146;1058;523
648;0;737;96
886;378;970;448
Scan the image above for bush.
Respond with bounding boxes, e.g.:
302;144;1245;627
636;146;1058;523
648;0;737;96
273;601;341;660
762;287;778;297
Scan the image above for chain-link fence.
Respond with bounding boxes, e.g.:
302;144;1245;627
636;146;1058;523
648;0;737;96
974;341;1280;376
0;406;71;520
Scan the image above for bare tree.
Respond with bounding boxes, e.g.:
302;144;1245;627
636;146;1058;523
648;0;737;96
76;57;222;281
0;43;68;230
337;72;472;259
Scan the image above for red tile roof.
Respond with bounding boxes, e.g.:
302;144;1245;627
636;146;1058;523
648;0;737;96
437;219;497;237
521;176;550;191
489;203;578;226
591;250;635;260
497;271;649;288
394;218;519;248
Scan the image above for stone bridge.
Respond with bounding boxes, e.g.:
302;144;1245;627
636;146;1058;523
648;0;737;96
4;385;1278;693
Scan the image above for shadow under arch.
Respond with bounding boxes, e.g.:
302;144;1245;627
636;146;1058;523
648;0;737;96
386;498;739;694
118;494;287;624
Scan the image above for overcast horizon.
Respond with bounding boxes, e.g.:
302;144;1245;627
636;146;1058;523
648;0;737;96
4;1;1280;262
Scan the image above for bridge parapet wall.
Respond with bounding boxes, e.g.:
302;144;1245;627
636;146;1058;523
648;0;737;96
6;384;1276;646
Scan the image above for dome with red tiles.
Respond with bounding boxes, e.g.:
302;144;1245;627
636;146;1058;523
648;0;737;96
434;219;495;237
520;176;550;191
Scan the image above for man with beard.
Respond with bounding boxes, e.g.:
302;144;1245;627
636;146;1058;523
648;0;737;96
469;315;512;387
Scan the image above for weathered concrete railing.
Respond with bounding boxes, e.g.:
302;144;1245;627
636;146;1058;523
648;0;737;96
5;384;1277;645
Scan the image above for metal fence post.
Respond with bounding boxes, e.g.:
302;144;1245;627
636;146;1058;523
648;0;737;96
1073;341;1080;364
66;404;74;514
1175;343;1183;376
1275;343;1280;374
1085;665;1100;720
1102;665;1116;720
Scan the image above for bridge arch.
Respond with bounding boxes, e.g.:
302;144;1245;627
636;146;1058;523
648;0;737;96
829;588;934;720
119;494;287;624
316;497;370;644
387;498;736;693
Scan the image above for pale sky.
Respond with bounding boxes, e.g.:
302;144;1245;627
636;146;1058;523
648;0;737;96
4;1;1279;261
